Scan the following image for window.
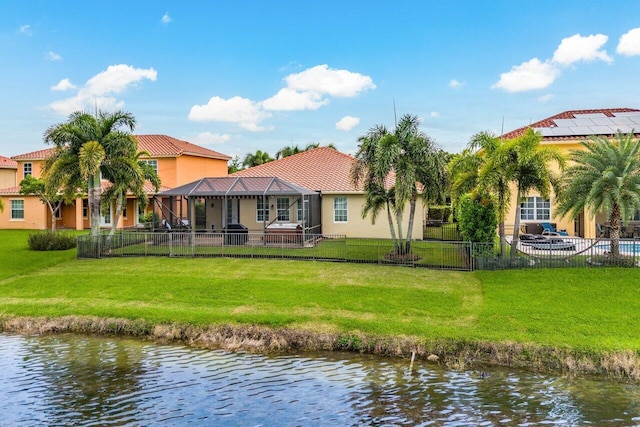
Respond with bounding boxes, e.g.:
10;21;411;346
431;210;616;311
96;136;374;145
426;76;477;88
122;203;127;218
257;198;270;222
142;159;158;174
10;200;24;220
297;199;303;222
520;197;550;221
334;197;348;222
276;197;289;221
23;163;32;178
82;199;89;218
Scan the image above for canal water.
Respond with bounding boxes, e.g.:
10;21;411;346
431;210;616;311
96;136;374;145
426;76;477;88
0;333;639;426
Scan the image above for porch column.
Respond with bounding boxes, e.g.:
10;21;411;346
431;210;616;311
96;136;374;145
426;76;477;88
74;197;84;230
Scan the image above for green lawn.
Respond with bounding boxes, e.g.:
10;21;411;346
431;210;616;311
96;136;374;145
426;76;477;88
1;230;640;353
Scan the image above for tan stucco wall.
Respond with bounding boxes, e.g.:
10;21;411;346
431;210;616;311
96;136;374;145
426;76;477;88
175;156;228;186
321;193;425;239
502;138;606;239
0;196;47;230
0;169;16;188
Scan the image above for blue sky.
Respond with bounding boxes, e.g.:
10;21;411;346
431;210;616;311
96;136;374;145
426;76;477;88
2;1;640;159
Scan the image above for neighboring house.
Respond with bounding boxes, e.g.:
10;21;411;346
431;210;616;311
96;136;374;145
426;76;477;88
501;108;640;238
0;135;231;230
0;156;17;189
159;147;425;239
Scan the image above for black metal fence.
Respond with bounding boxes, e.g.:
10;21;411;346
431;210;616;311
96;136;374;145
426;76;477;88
77;232;472;270
77;233;640;271
423;221;463;241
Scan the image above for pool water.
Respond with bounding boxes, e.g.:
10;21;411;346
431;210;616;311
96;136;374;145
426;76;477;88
596;242;640;254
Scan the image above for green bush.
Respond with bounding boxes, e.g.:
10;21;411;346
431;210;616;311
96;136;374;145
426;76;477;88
427;206;452;222
28;231;77;251
457;193;497;243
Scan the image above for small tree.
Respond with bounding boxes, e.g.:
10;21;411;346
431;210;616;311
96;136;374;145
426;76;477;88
457;192;497;244
19;175;69;234
228;156;242;173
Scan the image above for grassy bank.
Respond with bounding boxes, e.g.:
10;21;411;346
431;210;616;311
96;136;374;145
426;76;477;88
1;230;639;378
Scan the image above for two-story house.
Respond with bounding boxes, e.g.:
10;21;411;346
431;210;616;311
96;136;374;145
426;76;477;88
0;135;231;230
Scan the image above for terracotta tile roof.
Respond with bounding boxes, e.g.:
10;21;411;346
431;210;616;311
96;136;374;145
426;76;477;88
136;135;231;160
100;180;172;195
502;108;640;140
0;186;20;195
11;135;231;161
0;156;17;169
232;147;363;193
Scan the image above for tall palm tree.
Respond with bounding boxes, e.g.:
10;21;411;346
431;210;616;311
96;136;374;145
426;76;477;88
43;110;137;238
351;114;447;254
504;129;565;257
556;133;640;258
102;150;161;240
242;150;272;168
450;132;512;256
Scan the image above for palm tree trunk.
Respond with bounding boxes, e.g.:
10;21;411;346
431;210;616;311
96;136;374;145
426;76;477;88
88;172;102;239
395;209;405;255
498;191;506;257
404;196;417;253
106;192;124;251
610;203;621;258
386;202;400;253
510;188;523;259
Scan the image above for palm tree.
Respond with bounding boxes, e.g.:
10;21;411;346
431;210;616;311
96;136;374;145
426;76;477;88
102;150;161;241
450;132;512;256
505;129;564;256
556;133;640;258
351;114;447;255
43;110;138;238
242;150;272;168
275;145;301;159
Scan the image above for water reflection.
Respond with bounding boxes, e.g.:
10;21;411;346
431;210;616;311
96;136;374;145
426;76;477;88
0;333;639;426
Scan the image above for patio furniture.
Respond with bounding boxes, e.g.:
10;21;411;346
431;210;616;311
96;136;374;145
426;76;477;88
540;222;569;236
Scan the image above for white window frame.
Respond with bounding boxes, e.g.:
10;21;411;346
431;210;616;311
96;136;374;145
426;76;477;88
296;199;303;223
142;159;158;174
520;196;551;221
256;198;270;222
276;197;289;222
333;197;348;223
10;199;24;220
82;199;89;218
23;163;32;178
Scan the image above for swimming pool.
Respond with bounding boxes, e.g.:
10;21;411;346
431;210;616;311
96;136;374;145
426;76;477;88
595;242;640;254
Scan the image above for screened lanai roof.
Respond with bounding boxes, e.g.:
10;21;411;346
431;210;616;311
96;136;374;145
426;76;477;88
158;176;318;198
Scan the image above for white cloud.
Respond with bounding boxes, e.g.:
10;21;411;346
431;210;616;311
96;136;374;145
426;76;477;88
430;111;440;118
192;132;232;145
19;24;31;35
46;51;62;61
262;88;329;111
285;64;376;97
537;94;555;103
335;116;360;131
49;64;157;115
617;28;640;56
162;13;171;24
51;78;76;91
188;96;272;132
449;79;464;89
552;33;612;66
493;58;560;92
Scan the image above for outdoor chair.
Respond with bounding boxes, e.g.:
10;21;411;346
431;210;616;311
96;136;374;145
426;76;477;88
596;223;609;237
540;222;569;236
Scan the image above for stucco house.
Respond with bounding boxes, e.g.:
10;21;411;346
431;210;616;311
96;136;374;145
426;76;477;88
501;108;640;238
0;156;17;190
0;135;231;231
159;147;425;239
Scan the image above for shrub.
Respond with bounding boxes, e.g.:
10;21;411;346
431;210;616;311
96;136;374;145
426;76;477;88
427;206;452;222
457;193;497;243
28;231;77;251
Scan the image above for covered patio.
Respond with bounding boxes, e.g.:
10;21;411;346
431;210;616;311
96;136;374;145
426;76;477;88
156;176;321;242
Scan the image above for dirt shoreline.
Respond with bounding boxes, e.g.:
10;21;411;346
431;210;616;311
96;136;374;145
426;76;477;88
1;315;638;380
